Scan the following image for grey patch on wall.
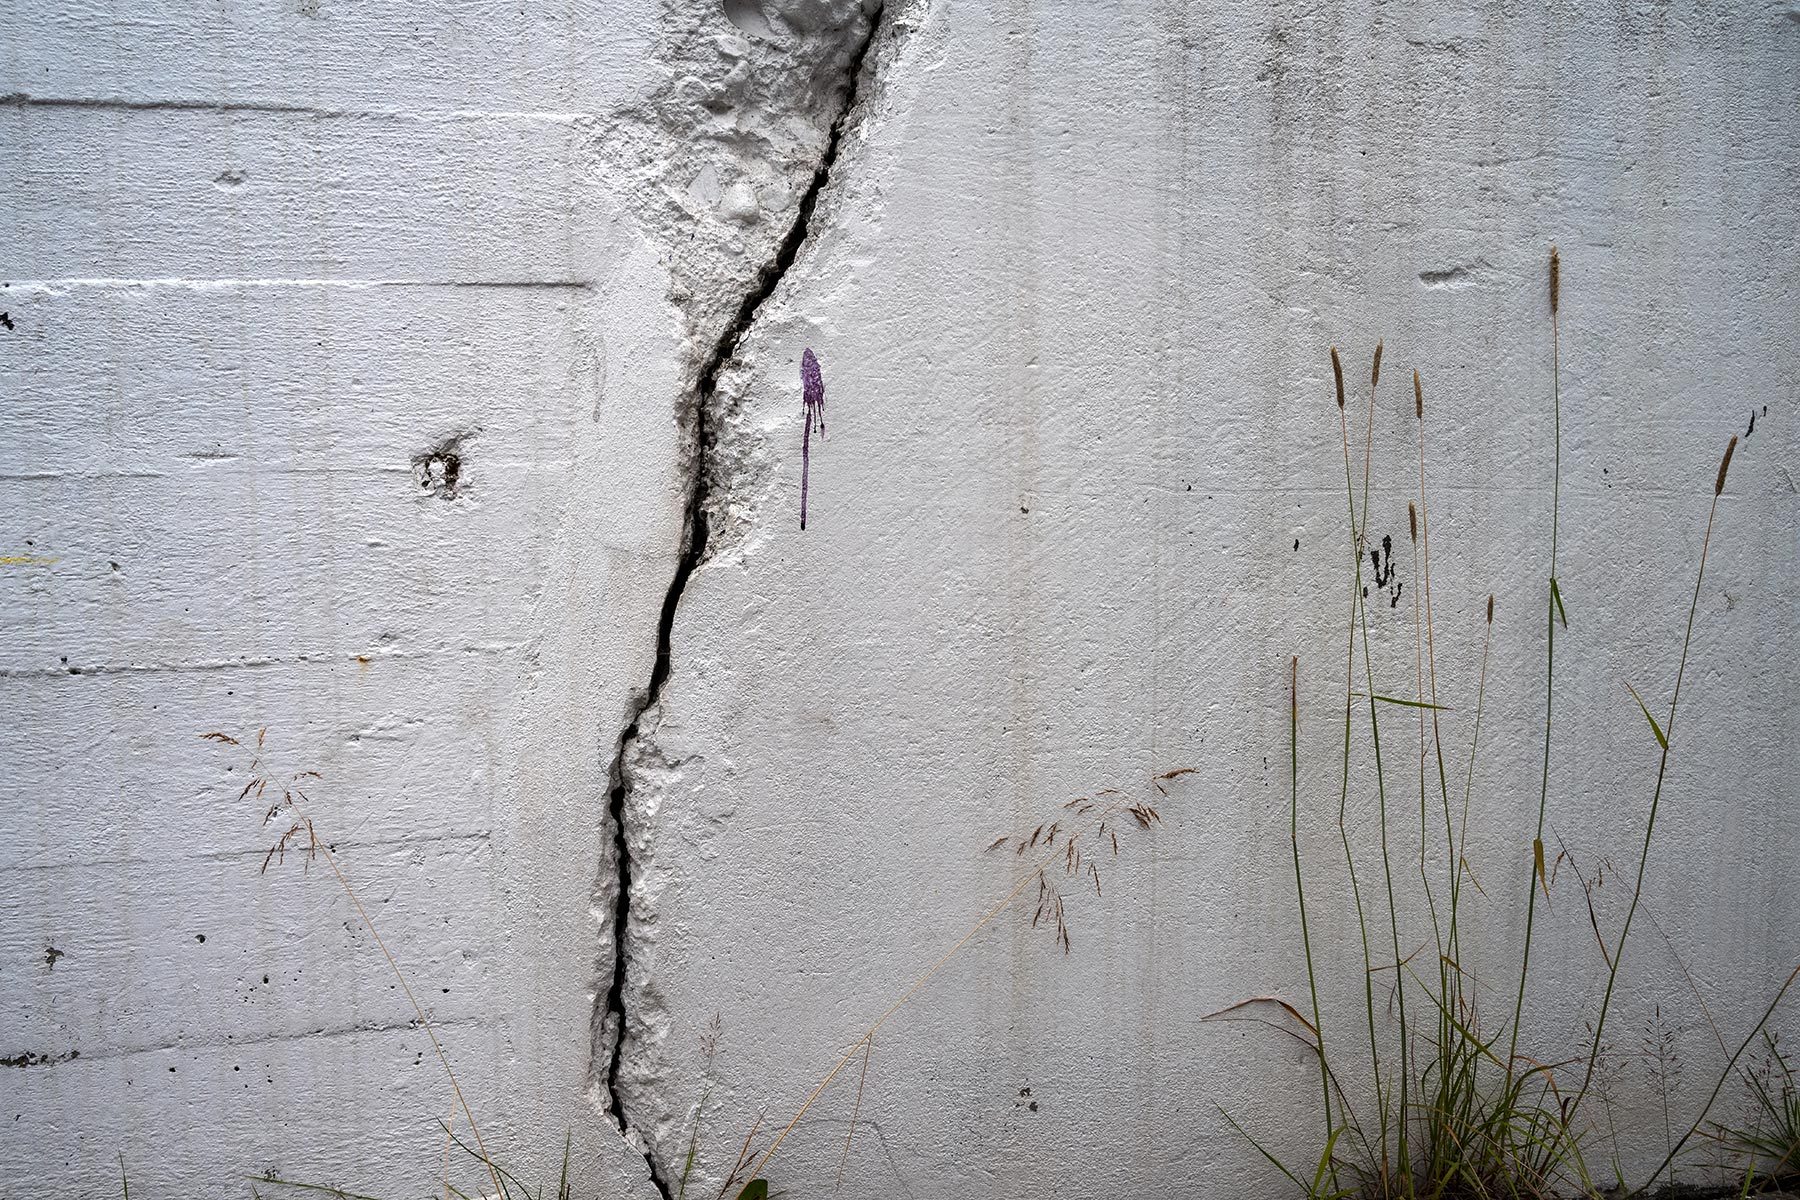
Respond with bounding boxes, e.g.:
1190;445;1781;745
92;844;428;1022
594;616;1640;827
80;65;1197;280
412;432;476;499
1419;260;1489;289
583;329;609;423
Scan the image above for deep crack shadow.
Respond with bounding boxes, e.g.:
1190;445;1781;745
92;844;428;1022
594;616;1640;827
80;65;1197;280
599;6;890;1197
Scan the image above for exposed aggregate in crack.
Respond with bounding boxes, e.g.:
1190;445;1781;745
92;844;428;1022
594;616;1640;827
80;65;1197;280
590;2;896;1195
596;0;888;377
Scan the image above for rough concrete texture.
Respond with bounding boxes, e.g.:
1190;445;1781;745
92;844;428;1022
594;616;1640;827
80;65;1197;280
2;3;1798;1200
0;3;684;1197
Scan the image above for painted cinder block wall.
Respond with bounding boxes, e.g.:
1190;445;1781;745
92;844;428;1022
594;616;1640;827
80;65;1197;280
2;3;1795;1198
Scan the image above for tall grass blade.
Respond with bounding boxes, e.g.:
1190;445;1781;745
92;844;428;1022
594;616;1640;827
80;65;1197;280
1509;244;1565;1089
1640;959;1800;1192
1572;435;1742;1121
1219;1105;1307;1191
1290;657;1336;1166
1624;683;1668;750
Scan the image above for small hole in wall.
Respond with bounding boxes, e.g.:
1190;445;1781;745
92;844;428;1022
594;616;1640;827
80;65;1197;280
413;433;474;499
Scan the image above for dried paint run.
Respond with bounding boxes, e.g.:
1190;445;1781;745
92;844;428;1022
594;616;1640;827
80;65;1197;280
800;347;826;531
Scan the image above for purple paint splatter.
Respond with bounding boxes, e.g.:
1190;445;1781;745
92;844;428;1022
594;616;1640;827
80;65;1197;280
800;347;825;530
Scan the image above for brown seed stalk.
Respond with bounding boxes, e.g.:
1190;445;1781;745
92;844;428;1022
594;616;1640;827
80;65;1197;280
1716;434;1737;496
1371;340;1384;390
1331;346;1345;409
1487;594;1495;625
1413;369;1423;418
1549;245;1561;315
1408;501;1418;544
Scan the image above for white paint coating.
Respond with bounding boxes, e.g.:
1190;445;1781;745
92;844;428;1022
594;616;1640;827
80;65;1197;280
2;3;683;1195
3;3;1798;1199
618;3;1800;1197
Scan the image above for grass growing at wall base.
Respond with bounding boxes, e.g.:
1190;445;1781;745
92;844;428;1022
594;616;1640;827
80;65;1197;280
1223;248;1795;1200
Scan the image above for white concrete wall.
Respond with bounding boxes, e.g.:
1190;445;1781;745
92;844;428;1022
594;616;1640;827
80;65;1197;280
1;3;685;1196
3;3;1797;1199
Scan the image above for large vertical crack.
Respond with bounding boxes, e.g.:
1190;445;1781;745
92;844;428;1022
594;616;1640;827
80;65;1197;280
598;6;889;1196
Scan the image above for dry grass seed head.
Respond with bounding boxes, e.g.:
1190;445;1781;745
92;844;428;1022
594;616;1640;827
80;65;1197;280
1717;434;1737;496
1152;766;1197;795
701;1012;723;1063
1414;368;1423;418
1549;244;1561;314
261;817;318;874
1331;346;1345;409
1371;340;1384;390
993;778;1176;954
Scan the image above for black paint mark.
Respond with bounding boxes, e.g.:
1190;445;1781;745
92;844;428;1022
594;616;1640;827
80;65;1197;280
0;312;13;331
1;1049;79;1069
1747;408;1756;438
43;945;63;970
1367;533;1404;607
1370;534;1396;588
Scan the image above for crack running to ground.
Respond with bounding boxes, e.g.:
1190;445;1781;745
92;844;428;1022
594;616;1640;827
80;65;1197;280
598;7;889;1198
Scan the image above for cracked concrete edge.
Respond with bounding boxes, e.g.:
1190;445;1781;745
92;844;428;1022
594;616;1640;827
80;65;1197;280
618;6;940;1184
597;0;889;381
586;2;921;1194
699;0;937;567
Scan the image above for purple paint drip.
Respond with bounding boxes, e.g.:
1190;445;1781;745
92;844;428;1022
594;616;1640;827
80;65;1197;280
800;347;825;530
